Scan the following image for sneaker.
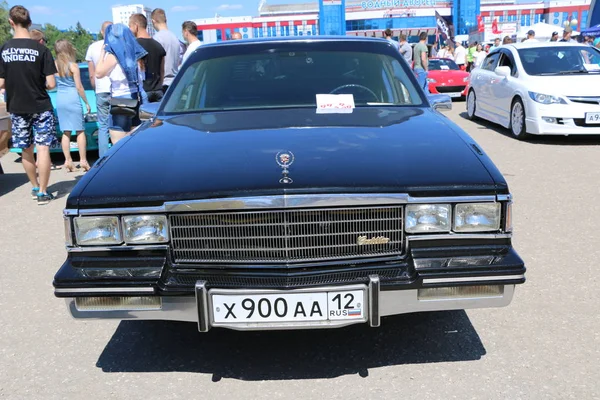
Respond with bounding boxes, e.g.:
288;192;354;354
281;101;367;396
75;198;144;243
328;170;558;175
37;192;55;205
31;187;40;200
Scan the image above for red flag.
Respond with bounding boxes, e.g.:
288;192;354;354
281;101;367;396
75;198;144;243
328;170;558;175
492;19;501;34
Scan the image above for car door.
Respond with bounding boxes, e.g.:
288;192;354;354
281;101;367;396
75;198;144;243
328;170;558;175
489;50;519;127
472;51;501;115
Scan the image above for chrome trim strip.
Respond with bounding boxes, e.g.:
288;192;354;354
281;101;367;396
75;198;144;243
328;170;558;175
64;216;73;247
64;209;78;216
368;275;380;328
74;194;499;215
78;206;167;216
422;275;525;284
407;233;511;241
67;245;169;253
496;194;511;202
55;287;155;294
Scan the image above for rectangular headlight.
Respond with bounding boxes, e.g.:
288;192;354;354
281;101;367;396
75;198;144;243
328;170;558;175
74;216;122;246
405;204;451;233
454;203;501;232
122;215;169;244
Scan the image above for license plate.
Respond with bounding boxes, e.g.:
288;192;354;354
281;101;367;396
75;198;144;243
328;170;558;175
448;92;462;98
211;288;366;324
585;112;600;124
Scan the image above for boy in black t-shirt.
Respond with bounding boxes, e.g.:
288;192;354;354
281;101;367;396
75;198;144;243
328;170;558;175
0;6;57;205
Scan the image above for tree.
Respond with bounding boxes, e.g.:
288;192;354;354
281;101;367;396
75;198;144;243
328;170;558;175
0;1;13;45
43;22;93;62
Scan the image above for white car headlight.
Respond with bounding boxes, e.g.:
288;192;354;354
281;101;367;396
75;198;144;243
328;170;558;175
528;92;566;105
463;77;469;82
427;78;437;83
74;217;122;246
122;215;169;244
454;203;501;232
406;204;451;233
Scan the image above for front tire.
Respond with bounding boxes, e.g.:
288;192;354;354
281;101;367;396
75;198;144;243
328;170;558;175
466;89;477;120
510;98;531;140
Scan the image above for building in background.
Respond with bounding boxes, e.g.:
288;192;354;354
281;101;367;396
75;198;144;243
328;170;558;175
112;4;156;35
196;0;591;44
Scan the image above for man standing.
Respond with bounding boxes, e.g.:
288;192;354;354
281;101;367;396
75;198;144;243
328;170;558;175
0;6;57;204
490;37;501;51
466;42;476;71
398;34;412;65
384;29;400;51
181;21;202;64
454;41;466;70
129;14;166;103
550;31;559;42
413;32;430;93
85;21;112;157
560;26;573;42
523;30;538;42
151;8;181;93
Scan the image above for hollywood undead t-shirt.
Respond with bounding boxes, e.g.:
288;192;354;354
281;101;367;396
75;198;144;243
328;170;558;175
0;38;57;114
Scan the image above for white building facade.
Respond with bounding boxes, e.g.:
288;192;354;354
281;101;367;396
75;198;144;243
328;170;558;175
112;4;156;35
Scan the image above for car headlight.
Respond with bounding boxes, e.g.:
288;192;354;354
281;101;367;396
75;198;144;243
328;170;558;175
122;215;169;244
463;77;470;82
528;92;566;105
454;203;501;232
427;78;437;83
406;204;451;233
74;217;122;246
85;113;98;123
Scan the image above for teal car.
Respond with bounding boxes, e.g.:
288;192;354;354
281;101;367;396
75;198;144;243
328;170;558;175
10;62;99;154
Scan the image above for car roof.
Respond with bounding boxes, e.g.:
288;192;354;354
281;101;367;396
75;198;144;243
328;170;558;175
199;35;389;49
502;41;589;50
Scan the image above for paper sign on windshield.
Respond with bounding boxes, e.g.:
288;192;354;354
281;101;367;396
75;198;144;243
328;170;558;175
316;94;355;114
440;65;450;70
584;63;600;71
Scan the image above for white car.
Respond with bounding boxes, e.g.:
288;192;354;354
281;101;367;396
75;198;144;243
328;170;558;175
466;42;600;139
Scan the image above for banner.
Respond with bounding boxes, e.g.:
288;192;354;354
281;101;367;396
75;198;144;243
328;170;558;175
435;11;454;47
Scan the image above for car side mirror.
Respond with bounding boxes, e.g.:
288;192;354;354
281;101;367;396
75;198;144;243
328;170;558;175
495;66;511;77
140;102;161;120
428;94;452;111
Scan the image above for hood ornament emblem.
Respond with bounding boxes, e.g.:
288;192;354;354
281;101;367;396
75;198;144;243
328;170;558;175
276;151;295;184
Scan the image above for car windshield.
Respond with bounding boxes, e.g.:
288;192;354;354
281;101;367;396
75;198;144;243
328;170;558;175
78;66;94;91
518;46;600;75
429;58;460;71
162;49;424;114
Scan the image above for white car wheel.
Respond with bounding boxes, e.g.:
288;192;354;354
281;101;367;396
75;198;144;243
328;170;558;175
466;90;477;120
510;98;530;140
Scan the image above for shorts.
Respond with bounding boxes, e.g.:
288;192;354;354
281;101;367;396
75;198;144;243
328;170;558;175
10;111;57;149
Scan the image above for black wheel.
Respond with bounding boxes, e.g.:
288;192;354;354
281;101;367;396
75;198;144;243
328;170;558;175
466;89;477;120
509;98;531;140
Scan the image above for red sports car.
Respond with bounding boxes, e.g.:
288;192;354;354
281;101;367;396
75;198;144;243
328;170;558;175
426;58;470;100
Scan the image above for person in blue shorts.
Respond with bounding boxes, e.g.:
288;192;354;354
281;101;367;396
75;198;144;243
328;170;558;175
0;5;58;204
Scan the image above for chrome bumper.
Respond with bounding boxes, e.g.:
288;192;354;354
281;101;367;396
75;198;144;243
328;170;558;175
64;281;516;332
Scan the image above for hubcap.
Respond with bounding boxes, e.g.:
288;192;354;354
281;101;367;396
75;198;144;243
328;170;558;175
512;102;524;136
467;92;475;116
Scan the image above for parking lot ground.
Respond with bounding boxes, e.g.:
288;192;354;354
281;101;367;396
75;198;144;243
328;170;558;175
1;106;599;399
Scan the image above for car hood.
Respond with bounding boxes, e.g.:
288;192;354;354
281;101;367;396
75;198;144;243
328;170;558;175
528;74;600;97
428;70;470;82
70;107;501;208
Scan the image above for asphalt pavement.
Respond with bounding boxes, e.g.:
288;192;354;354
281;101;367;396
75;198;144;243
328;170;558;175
0;106;599;399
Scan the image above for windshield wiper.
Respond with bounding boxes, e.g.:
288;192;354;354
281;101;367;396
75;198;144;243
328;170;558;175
539;69;600;75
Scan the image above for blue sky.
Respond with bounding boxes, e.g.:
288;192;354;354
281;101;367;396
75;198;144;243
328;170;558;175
10;0;308;36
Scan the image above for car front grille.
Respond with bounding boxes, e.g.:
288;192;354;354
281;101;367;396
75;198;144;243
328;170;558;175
436;85;466;93
169;206;404;264
567;96;600;105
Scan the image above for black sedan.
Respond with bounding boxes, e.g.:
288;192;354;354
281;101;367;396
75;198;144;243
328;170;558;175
54;37;525;332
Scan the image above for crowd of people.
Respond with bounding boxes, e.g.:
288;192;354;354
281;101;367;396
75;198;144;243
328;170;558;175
0;5;220;205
